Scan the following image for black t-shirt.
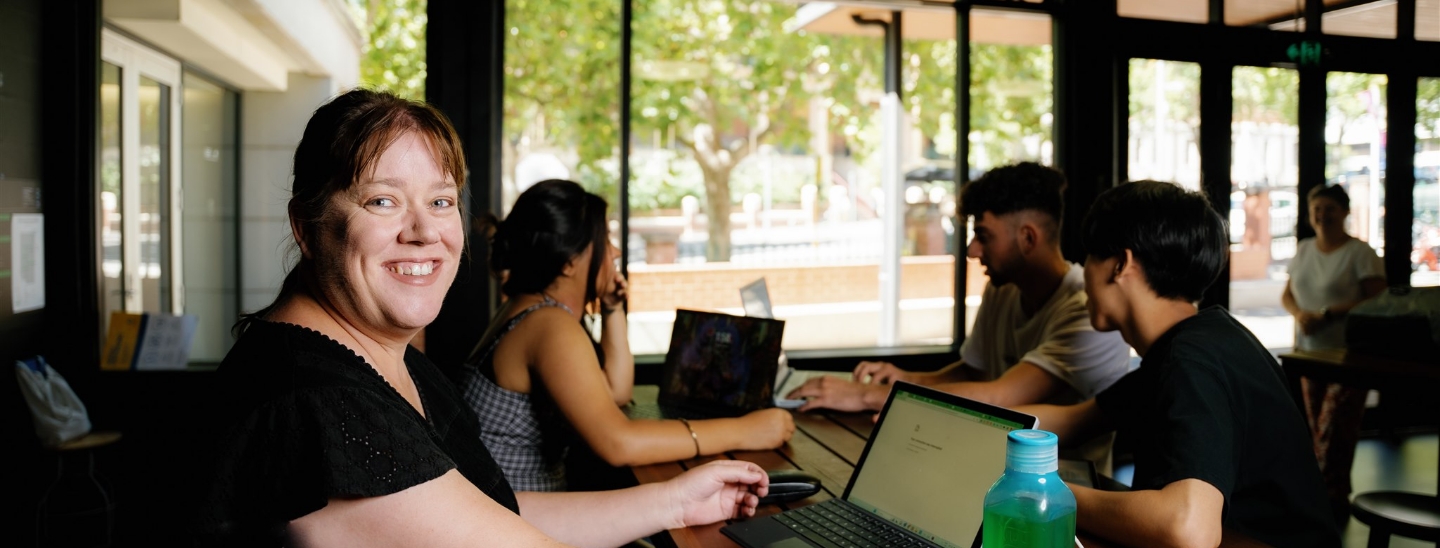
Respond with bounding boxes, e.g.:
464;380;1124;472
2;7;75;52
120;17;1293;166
1096;307;1339;547
194;321;518;546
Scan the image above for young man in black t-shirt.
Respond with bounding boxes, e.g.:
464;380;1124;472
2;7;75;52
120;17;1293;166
1020;181;1339;547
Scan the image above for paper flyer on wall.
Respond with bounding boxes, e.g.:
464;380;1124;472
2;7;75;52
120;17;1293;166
11;213;45;313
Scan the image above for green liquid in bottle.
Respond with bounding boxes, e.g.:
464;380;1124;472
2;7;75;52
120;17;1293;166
981;497;1076;548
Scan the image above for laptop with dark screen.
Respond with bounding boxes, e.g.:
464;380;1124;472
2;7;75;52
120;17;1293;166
624;309;785;420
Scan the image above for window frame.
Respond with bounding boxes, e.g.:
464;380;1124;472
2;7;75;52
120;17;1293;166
100;27;184;316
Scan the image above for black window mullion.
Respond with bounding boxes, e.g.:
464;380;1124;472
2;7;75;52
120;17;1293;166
1386;75;1418;286
1198;58;1233;309
953;1;971;352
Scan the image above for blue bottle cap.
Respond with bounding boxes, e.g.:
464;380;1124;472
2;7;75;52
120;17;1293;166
1005;429;1059;474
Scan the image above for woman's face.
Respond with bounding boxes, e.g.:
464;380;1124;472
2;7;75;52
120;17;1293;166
311;131;463;336
1308;195;1349;234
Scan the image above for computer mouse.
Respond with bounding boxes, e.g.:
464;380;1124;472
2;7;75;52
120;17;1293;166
759;470;822;505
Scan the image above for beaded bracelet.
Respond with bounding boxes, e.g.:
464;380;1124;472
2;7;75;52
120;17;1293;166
678;417;701;458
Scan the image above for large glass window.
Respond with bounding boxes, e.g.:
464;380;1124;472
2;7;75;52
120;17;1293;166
501;0;621;214
1322;1;1397;39
1422;0;1440;41
99;62;124;325
625;0;890;354
138;75;173;313
100;30;182;329
965;10;1053;335
1229;0;1308;29
100;30;241;364
1128;58;1201;190
1326;72;1387;256
180;72;239;362
1118;0;1206;23
1415;77;1440;286
1230;65;1299;352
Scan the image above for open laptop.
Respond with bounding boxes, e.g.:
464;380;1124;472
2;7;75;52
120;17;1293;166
625;309;785;420
722;381;1038;548
740;277;849;408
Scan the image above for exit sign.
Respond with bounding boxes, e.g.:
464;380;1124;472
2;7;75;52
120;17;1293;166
1286;40;1323;67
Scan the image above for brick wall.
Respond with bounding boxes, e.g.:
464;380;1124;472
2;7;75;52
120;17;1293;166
628;256;989;312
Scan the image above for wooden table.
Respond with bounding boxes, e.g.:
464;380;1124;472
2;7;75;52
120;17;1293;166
1279;348;1440;493
628;386;1268;548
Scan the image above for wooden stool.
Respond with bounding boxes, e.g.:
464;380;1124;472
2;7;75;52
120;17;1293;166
1351;491;1440;548
36;431;121;548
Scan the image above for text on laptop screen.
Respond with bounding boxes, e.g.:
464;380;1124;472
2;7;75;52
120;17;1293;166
845;391;1024;548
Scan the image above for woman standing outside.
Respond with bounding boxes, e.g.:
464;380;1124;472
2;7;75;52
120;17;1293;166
462;180;794;492
1282;183;1387;519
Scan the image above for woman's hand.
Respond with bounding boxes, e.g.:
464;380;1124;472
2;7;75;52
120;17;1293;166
602;271;628;314
665;460;769;529
739;408;795;450
853;360;910;385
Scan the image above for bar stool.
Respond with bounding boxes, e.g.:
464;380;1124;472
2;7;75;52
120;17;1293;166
36;431;121;548
1351;491;1440;548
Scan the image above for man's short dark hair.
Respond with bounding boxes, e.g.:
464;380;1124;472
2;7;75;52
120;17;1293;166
960;162;1066;227
1307;183;1350;210
1082;181;1227;303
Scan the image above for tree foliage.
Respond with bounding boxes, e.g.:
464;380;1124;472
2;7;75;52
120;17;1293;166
355;0;428;101
503;0;1049;261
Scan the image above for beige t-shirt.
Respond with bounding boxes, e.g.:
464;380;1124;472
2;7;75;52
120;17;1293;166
958;263;1135;474
960;263;1134;402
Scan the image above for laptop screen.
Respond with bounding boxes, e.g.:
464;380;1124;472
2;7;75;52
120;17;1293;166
659;309;784;411
843;384;1036;548
739;278;774;319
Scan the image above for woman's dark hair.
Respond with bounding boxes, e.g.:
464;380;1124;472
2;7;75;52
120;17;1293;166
1082;181;1227;303
1307;183;1351;210
959;162;1067;235
490;180;609;303
235;88;467;334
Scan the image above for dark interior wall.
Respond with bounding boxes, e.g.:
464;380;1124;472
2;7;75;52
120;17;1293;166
1;0;49;545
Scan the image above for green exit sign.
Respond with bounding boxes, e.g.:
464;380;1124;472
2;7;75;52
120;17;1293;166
1286;40;1323;67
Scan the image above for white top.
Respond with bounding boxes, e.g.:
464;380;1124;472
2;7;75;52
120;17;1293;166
959;263;1135;403
1287;237;1385;351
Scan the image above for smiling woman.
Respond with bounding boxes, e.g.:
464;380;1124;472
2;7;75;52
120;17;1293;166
193;89;772;548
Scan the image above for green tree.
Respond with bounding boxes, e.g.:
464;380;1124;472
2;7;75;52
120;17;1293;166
630;0;887;261
355;0;428;101
1417;77;1440;141
502;0;623;203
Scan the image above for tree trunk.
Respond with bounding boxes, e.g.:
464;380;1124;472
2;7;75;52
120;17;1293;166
700;163;733;262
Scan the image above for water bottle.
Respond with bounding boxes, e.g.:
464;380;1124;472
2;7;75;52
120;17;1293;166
982;429;1076;547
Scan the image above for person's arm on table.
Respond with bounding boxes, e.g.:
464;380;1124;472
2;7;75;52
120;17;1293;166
597;306;633;407
1071;479;1224;548
787;360;980;412
518;460;768;548
290;469;565;548
597;272;633;406
539;318;792;466
852;359;978;386
290;461;768;548
930;362;1065;409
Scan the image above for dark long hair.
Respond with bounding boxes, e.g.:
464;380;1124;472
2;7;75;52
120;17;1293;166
234;89;467;335
489;180;609;305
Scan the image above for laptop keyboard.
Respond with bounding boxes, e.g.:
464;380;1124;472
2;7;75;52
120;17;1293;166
773;499;932;548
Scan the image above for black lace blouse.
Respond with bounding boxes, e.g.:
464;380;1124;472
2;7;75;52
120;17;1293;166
196;321;518;546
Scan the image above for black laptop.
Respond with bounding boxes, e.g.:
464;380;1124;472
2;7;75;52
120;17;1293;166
722;381;1038;548
625;309;785;420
